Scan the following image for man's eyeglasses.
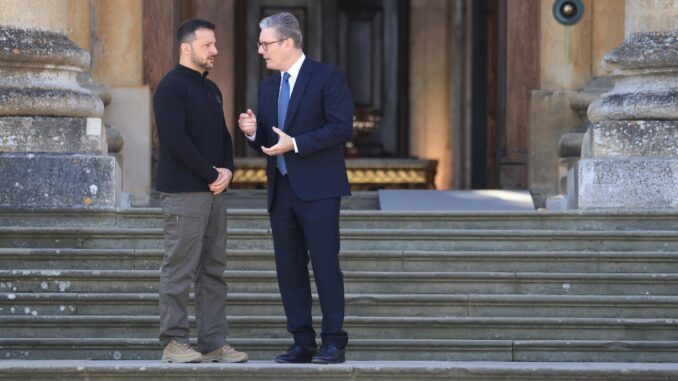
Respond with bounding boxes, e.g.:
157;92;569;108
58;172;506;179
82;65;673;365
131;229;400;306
257;38;287;51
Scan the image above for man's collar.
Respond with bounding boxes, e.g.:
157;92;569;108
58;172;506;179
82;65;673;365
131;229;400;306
281;53;305;79
177;64;209;79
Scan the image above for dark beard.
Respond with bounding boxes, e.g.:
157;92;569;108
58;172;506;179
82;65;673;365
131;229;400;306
191;53;214;71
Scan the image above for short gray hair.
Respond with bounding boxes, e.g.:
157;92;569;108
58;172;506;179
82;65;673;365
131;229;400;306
259;12;303;50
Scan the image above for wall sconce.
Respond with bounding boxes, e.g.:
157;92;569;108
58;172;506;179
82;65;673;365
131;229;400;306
553;0;585;26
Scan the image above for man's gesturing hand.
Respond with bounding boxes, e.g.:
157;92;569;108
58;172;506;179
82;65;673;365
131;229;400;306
261;127;294;156
238;109;257;137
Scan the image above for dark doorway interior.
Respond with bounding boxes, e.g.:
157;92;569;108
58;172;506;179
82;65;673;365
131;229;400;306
470;0;499;189
239;0;409;159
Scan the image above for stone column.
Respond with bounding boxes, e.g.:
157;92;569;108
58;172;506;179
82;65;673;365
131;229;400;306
0;0;115;209
576;0;678;209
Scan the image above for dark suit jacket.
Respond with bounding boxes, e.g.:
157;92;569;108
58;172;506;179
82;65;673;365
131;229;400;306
248;58;354;211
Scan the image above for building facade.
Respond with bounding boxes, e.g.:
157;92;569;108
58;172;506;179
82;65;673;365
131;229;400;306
1;0;676;209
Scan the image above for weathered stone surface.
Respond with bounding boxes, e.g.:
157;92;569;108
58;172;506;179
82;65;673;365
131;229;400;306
0;154;115;208
545;195;567;211
0;0;68;33
579;28;678;209
588;32;678;122
548;78;613;206
569;77;614;114
588;88;678;121
528;90;580;208
0;26;103;117
604;31;678;71
105;125;123;153
77;72;112;106
625;0;678;37
558;131;586;158
0;117;105;154
3;206;678;365
577;158;678;209
559;78;613;162
590;120;678;157
566;167;579;209
0;26;88;68
0;87;103;118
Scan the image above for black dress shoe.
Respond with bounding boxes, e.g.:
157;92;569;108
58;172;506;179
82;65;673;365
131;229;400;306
311;344;345;364
275;344;317;363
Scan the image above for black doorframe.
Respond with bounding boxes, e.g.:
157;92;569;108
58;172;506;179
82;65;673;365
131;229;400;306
234;0;247;157
394;0;410;157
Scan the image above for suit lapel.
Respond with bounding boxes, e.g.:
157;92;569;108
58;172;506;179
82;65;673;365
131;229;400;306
284;59;313;131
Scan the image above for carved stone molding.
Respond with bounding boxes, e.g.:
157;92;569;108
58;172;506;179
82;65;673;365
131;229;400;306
0;27;103;117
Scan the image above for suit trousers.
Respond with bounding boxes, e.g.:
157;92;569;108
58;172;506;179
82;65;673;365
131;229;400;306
158;192;228;353
269;172;349;349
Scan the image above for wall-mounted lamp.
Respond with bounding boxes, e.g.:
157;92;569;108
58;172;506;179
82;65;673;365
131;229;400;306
553;0;585;26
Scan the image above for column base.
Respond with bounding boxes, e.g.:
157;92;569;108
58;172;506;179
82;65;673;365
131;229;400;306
0;117;105;154
577;157;678;209
0;153;115;209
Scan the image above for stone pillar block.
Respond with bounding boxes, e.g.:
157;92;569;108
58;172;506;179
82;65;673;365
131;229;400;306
590;120;678;157
0;26;115;210
578;29;678;210
577;158;678;209
0;117;106;154
0;154;115;209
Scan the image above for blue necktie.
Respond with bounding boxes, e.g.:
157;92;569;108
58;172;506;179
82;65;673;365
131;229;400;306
277;72;290;175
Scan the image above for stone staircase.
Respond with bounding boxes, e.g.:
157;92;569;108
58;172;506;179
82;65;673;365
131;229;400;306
1;207;678;380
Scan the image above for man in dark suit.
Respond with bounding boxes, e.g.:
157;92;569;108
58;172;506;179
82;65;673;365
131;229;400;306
237;12;354;364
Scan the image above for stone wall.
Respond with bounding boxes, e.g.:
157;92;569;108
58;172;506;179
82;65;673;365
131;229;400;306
65;0;151;206
409;0;453;190
528;0;625;208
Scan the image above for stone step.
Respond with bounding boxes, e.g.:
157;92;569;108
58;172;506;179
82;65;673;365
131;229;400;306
3;360;678;381
2;338;677;362
4;292;678;319
3;248;678;273
3;269;678;295
2;227;678;252
3;315;678;341
224;209;678;231
6;207;678;231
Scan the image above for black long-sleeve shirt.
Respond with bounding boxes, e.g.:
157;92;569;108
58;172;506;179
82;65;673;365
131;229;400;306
154;64;234;193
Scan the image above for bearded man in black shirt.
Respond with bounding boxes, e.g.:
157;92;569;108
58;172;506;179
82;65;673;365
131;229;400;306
153;18;246;364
